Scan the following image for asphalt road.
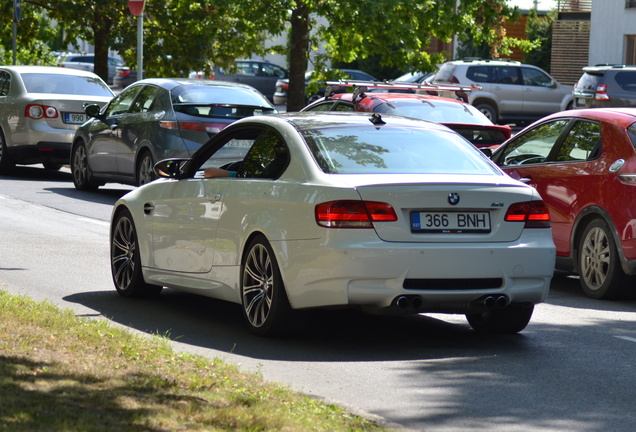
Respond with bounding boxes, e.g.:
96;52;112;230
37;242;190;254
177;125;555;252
1;165;636;432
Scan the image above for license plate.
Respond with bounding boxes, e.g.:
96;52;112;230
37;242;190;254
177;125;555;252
64;113;86;124
411;211;491;233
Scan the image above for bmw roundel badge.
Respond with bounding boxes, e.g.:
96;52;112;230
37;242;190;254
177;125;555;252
448;193;460;205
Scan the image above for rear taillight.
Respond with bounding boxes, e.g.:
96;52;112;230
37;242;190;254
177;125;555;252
450;76;460;84
505;201;551;228
161;120;228;135
315;200;397;228
280;82;289;90
118;70;132;77
25;104;58;119
595;84;610;101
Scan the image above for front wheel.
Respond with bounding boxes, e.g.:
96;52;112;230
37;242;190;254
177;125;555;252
111;209;162;297
578;218;628;299
241;235;292;336
71;142;100;191
466;304;534;334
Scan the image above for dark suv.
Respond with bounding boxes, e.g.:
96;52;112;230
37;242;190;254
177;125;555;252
573;65;636;108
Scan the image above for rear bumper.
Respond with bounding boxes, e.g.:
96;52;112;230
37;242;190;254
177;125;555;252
276;229;556;312
7;142;71;165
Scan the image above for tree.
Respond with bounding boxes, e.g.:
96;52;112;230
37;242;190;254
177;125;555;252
525;9;557;72
263;0;528;111
0;1;58;65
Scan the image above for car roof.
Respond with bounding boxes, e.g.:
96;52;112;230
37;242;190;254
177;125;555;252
129;77;266;92
0;65;103;78
333;91;467;106
255;111;454;132
582;64;636;73
445;59;522;66
534;107;636;128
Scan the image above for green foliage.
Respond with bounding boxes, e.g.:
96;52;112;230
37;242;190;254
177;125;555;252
0;1;58;65
525;9;557;71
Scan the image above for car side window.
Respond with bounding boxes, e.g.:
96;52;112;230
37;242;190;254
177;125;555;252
499;119;570;166
304;102;338;112
466;66;494;83
105;86;142;116
0;71;10;96
553;120;601;162
130;85;167;114
521;67;553;87
237;128;289;179
494;66;521;85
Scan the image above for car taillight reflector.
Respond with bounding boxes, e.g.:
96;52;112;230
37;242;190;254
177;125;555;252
595;84;610;101
504;201;551;228
202;122;228;134
315;200;397;228
25;104;58;119
159;120;178;129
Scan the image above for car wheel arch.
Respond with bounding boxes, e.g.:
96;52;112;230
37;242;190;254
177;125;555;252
570;207;629;275
240;231;293;302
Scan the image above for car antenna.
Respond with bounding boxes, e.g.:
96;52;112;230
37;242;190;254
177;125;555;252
369;113;386;126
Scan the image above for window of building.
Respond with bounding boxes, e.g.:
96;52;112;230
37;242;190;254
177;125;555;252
626;35;636;64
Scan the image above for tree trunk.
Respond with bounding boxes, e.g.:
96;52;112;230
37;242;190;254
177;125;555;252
287;2;310;112
92;7;112;85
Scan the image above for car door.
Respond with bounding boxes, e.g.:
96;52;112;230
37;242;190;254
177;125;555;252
87;85;142;174
115;85;168;177
149;129;259;273
520;66;563;116
496;118;600;256
491;65;524;116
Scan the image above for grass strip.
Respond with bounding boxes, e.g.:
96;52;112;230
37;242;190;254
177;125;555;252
0;289;389;431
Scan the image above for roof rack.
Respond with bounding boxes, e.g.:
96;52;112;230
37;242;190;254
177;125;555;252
324;80;481;103
325;80;481;93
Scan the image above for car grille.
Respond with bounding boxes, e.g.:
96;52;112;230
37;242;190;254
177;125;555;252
403;278;503;290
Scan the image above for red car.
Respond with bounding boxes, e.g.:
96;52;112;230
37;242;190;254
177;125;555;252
301;91;511;149
492;108;636;299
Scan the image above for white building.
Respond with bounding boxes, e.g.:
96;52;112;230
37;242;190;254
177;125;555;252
588;1;636;65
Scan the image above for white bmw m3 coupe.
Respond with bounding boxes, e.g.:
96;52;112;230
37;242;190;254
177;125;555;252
110;112;556;336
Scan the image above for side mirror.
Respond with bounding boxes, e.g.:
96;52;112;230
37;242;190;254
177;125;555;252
84;103;102;118
480;148;493;158
154;158;190;179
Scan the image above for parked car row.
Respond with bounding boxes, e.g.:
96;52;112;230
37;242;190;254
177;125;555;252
1;63;636;338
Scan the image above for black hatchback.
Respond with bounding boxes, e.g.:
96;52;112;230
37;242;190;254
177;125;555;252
573;65;636;108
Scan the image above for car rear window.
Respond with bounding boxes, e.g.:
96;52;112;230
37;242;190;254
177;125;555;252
374;100;493;125
302;125;501;175
433;63;458;82
21;73;113;97
575;72;603;91
172;86;276;118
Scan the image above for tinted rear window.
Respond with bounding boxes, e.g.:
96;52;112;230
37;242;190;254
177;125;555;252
171;85;272;107
302;125;500;175
374;100;492;125
575;72;603;91
21;73;113;96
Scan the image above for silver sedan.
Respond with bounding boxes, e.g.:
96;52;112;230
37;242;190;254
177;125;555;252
0;66;113;173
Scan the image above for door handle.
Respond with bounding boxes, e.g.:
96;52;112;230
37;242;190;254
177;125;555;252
143;203;155;214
